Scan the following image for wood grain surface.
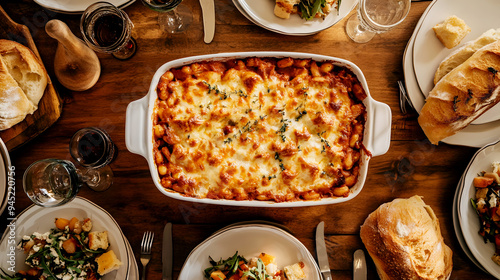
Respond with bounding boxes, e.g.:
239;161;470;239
0;0;493;279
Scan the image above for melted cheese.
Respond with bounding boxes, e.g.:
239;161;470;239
153;57;367;202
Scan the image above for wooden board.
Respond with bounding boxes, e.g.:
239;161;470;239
0;5;62;151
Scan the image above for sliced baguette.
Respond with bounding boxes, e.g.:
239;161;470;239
418;39;500;144
434;28;500;84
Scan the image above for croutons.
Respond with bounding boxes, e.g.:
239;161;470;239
88;231;109;250
95;250;122;275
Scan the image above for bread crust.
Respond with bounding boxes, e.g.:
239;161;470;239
360;196;452;280
418;39;500;144
0;39;48;130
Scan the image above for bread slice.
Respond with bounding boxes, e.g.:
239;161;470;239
434;28;500;84
0;55;33;130
96;250;122;275
274;0;300;19
360;196;453;280
418;39;500;144
0;39;47;110
433;15;471;49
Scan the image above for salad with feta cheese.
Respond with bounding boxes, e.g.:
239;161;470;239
203;251;305;280
471;161;500;266
0;217;121;280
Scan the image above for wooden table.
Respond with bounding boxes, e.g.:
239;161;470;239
0;0;492;279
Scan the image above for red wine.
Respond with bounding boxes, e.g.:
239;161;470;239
93;13;124;47
77;131;106;165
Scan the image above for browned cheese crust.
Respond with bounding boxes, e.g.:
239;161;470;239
152;57;367;202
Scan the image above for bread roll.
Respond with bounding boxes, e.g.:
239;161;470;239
360;196;453;280
433;15;471;49
418;39;500;144
434;28;500;84
0;39;48;130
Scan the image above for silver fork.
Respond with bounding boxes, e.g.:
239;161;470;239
140;231;154;280
398;80;416;115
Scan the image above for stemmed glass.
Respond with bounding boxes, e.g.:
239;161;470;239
140;0;192;33
80;1;137;60
345;0;411;43
69;127;116;192
23;159;92;207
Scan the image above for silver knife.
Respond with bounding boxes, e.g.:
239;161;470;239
315;221;332;280
199;0;215;43
353;249;367;280
162;223;173;280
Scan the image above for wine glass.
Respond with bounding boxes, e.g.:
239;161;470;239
80;1;137;60
23;159;82;207
69;127;116;191
345;0;411;43
140;0;193;33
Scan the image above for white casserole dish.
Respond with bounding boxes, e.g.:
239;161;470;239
125;52;391;207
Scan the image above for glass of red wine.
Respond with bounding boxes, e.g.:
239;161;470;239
69;127;116;191
80;1;137;60
140;0;192;33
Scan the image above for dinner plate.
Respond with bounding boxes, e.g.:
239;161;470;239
235;0;357;35
0;196;130;280
458;140;500;277
453;172;488;274
412;0;500;125
403;1;500;147
34;0;135;14
178;224;322;280
0;138;11;216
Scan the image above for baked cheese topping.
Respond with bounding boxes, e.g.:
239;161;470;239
153;57;367;202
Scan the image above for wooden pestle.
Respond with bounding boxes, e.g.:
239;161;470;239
45;19;101;91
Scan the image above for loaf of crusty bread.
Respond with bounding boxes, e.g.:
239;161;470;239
418;39;500;145
433;15;471;49
360;196;453;280
0;39;47;130
434;28;500;84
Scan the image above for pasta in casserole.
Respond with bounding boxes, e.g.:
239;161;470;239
153;57;367;202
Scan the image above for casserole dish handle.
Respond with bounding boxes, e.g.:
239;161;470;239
367;100;391;157
125;95;149;158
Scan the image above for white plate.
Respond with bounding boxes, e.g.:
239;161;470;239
125;237;139;280
458;140;500;278
412;0;500;125
235;0;357;35
0;138;10;216
178;224;321;280
453;173;488;274
34;0;135;14
0;196;130;280
403;1;500;147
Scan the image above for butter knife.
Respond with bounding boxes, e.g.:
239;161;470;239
353;249;367;280
315;221;332;280
162;223;173;280
199;0;215;43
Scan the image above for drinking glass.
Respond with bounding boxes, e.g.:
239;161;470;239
140;0;192;33
345;0;411;43
23;159;81;207
80;1;137;60
69;127;116;191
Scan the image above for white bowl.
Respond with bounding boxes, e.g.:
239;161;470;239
125;52;391;207
177;223;321;280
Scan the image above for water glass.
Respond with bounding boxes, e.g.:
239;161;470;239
80;1;137;59
23;159;81;207
140;0;192;33
345;0;411;43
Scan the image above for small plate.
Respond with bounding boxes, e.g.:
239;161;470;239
178;223;321;280
403;1;500;147
0;196;130;280
0;138;10;216
235;0;357;35
458;140;500;278
33;0;135;14
412;0;500;125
